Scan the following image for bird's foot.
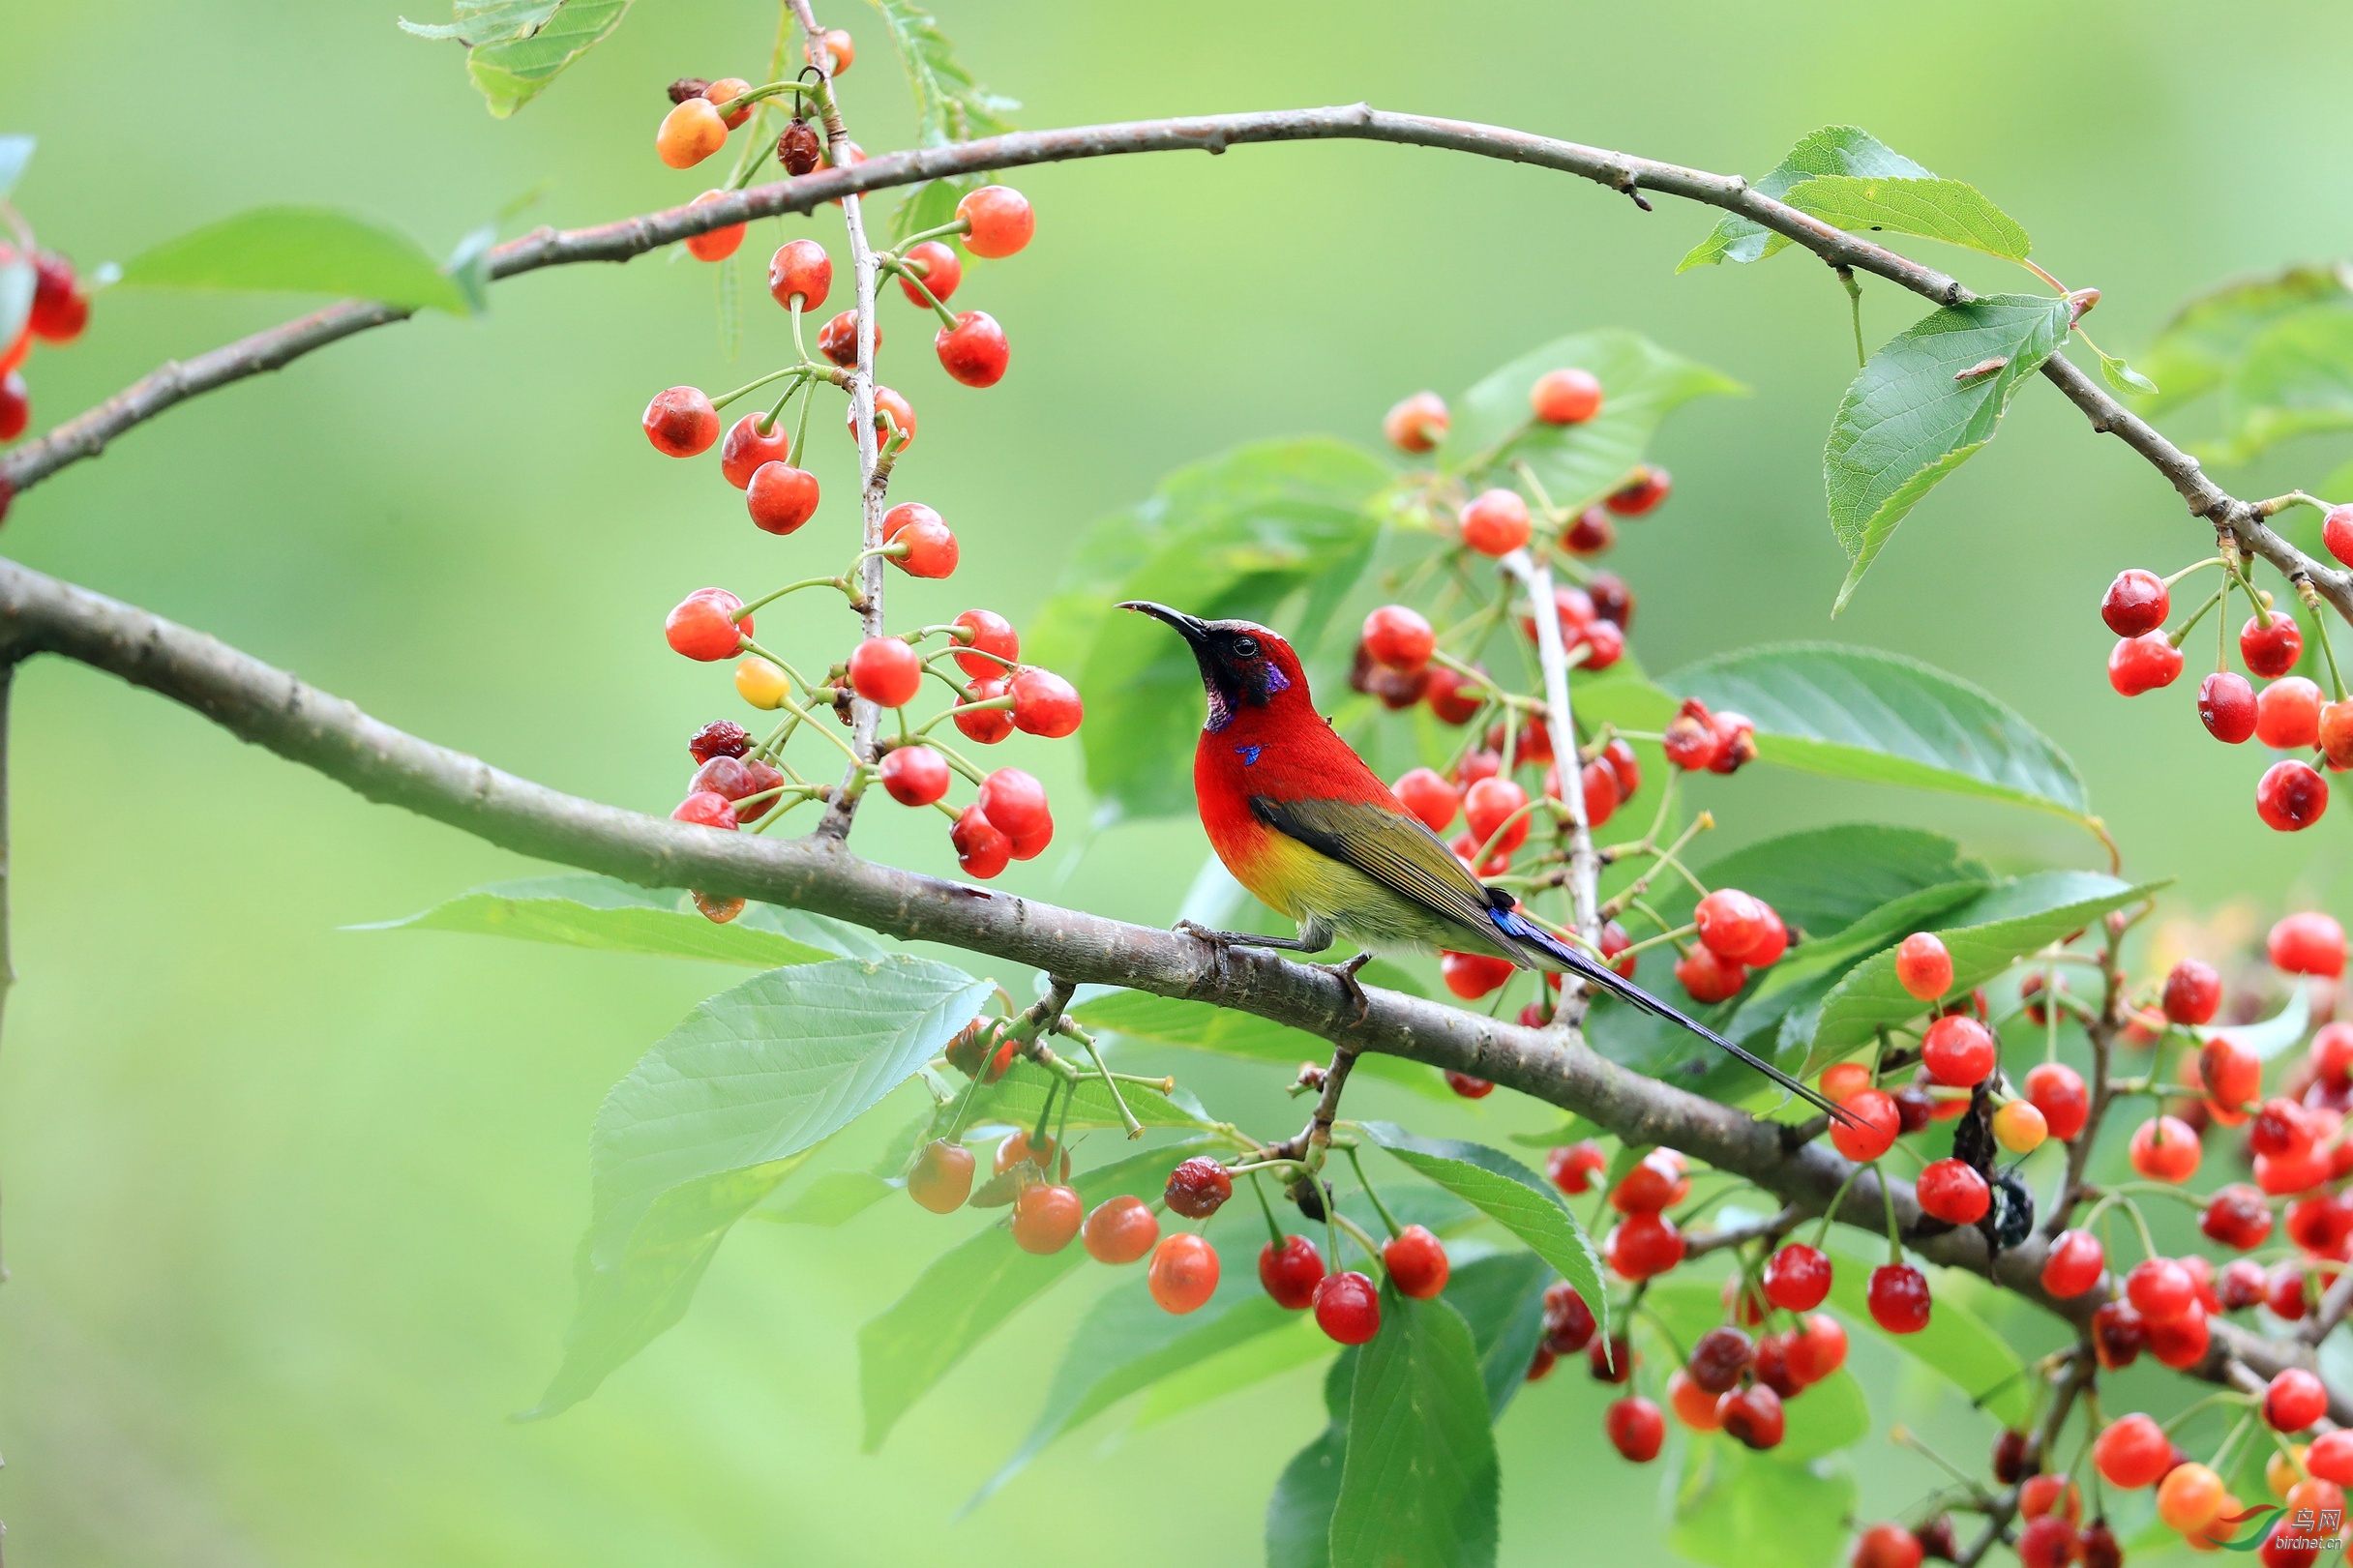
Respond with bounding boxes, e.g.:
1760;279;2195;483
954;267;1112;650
1173;919;1236;995
1318;952;1374;1026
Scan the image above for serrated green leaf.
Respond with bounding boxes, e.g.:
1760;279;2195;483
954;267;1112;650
867;0;1019;147
968;1268;1296;1511
1328;1287;1498;1568
1826;294;2075;610
942;1055;1218;1135
1823;1240;2030;1424
1357;1123;1607;1342
115;206;476;313
1266;1359;1355;1568
753;1169;894;1227
1666;643;2092;823
528;956;989;1416
1068;989;1453;1100
2139;263;2353;416
1680;126;1931;271
1445;1249;1550;1419
1784;174;2030;261
0;136;31;204
857;1139;1211;1450
1134;1312;1328;1429
397;0;558;43
357;873;886;966
2198;986;2310;1062
1806;873;2166;1073
1439;330;1745;510
2099;352;2159;398
1030;439;1390;822
457;0;633;117
1670;1443;1858;1568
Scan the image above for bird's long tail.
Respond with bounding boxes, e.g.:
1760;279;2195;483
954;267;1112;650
1491;905;1850;1122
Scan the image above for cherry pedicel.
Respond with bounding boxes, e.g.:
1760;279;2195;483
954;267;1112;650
881;501;959;577
935;311;1009;388
1383;1225;1450;1299
2197;670;2258;743
1762;1242;1832;1311
2257;758;2329;832
643;386;721;457
1866;1262;1931;1333
1529;367;1603;425
878;745;950;806
667;588;749;661
957;185;1035;258
2242;609;2305;677
1604;1397;1664;1463
1010;667;1084;737
2106;630;2182;695
767;238;832;311
899;240;964;306
1259;1234;1325;1309
817;310;873;368
2100;568;2169;636
1147;1232;1220;1313
747;461;821;534
951;804;1010;878
1312;1270;1382;1344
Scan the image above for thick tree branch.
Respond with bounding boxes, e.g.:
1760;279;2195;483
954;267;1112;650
6;105;2345;625
0;550;2338;1419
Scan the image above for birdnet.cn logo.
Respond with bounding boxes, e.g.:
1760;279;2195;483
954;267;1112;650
2218;1502;2344;1553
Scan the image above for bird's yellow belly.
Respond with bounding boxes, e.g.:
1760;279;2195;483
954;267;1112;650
1229;830;1511;958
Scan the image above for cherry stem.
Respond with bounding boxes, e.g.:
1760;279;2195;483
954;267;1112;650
2299;580;2349;701
1814;1160;1869;1248
1344;1147;1402;1240
922;734;992;786
1877;1161;1901;1266
1248;1169;1288;1246
735;575;850;618
1328;1210;1385;1272
710;362;812;410
788;374;815;468
879;255;961;331
1071;1032;1144;1139
913;694;1010;737
2168;586;2223;649
2161;555;2225;588
895;216;971;251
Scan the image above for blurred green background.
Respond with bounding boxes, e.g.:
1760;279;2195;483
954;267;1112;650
3;0;2350;1561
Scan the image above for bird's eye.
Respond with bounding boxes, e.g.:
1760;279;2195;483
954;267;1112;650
1231;635;1260;659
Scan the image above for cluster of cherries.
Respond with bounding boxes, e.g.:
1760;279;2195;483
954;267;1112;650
0;240;94;517
637;58;1068;902
2099;528;2353;833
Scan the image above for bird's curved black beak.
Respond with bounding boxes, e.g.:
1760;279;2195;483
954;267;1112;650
1118;601;1211;646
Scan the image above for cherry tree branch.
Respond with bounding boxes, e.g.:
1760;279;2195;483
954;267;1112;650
1;550;2338;1420
6;105;2345;626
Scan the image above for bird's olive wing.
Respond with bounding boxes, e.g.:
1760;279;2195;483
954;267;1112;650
1247;795;1501;934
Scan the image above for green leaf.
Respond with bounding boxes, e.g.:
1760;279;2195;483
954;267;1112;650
1825;294;2075;610
1680;126;1931;271
0;256;31;364
402;0;635;118
857;1139;1210;1450
1328;1288;1499;1568
357;873;885;966
2138;263;2353;416
0;136;31;204
1444;1249;1551;1419
1783;175;2030;261
867;0;1019;146
754;1169;894;1227
1029;439;1391;822
1807;873;2165;1073
528;956;989;1416
1357;1123;1608;1342
1068;989;1453;1100
1726;878;1989;1043
1439;330;1745;510
1824;1240;2030;1424
2098;351;2159;398
2198;986;2311;1062
1669;1444;1858;1568
1663;825;1992;939
2215;308;2353;463
968;1268;1296;1510
944;1055;1218;1135
1266;1356;1356;1568
1665;642;2092;823
114;207;477;313
1134;1312;1328;1428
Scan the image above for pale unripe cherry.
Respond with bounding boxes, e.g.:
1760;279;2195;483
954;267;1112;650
957;185;1034;258
1384;391;1447;453
734;656;791;710
657;98;730;169
1530;367;1603;424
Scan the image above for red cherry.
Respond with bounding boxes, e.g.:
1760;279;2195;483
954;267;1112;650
2282;1193;2346;1253
688;721;753;764
1609;1149;1690;1215
1787;1312;1847;1383
879;745;950;806
2040;1228;2104;1297
1599;737;1641;801
1383;1225;1450;1299
2195;1036;2259;1114
2258;759;2330;832
1258;1235;1325;1309
1423;664;1483;725
1604;1397;1664;1463
1588;571;1634;628
950;804;1010;878
2162;959;2222;1024
877;501;955;577
2250;1096;2318;1162
1667;1367;1722;1431
1603;466;1671;516
2327;505;2353;569
1444;1070;1495;1098
1831;1089;1899;1161
1082;1195;1160;1263
1705;710;1758;774
1530;366;1603;424
690;754;786;823
746;461;821;534
2309;1429;2353;1483
1603;1211;1686;1283
815;309;868;368
949;609;1019;679
2147;1301;2210;1368
1147;1232;1220;1313
899;240;963;306
2198;670;2258;743
1009;1182;1083;1254
1849;1523;1924;1568
907;1139;975;1213
1564;507;1615;554
2257;1142;2333;1196
2100;568;2169;636
1162;1156;1232;1218
2257;677;2324;749
2128;1114;2202;1181
1916;1158;1990;1224
1597;920;1637;979
1717;1383;1784;1450
1576;759;1621;828
2219;1257;2269;1310
1393;767;1460;833
1761;1242;1832;1311
1866;1263;1931;1333
2271;911;2348;977
1660;699;1720;771
977;767;1052;859
643;385;720;457
767;238;832;310
2014;1517;2077;1568
1542;1281;1596;1353
1462;777;1531;852
957;185;1034;258
666;587;748;661
952;678;1016;744
27;251;87;342
2106;630;2183;695
0;370;26;441
1674;946;1747;1004
1312;1270;1381;1344
2311;1021;2353;1086
2093;1411;2171;1488
935;311;1009;387
1459;488;1532;555
2091;1299;2144;1368
1694;889;1770;962
1361;605;1436;672
2243;610;2306;677
849;636;923;707
1383;391;1448;454
2024;1061;2090;1141
671;790;740;831
2126;1256;2196;1322
1685;1325;1753;1394
1893;932;1952;1000
1920;1014;1996;1086
719;412;794;488
1545;1141;1606;1197
2266;1367;2330;1432
1010;667;1084;737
